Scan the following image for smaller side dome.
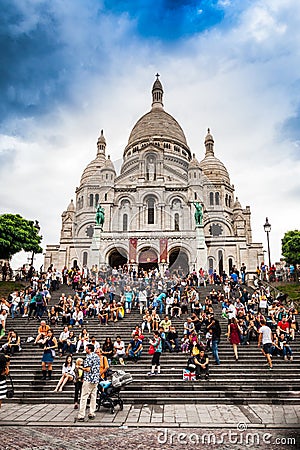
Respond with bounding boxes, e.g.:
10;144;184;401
233;197;242;210
199;129;231;184
105;155;116;172
67;199;75;212
189;153;201;168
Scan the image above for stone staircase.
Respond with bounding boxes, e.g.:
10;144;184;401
4;284;300;405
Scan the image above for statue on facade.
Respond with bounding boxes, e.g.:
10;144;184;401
147;157;156;181
96;204;105;230
193;202;203;226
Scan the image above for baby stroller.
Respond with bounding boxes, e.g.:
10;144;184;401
96;369;133;414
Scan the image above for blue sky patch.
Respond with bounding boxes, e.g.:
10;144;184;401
103;0;225;40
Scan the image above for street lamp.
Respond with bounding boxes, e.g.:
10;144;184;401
263;217;271;268
31;220;41;266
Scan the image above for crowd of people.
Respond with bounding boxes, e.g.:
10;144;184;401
0;261;298;416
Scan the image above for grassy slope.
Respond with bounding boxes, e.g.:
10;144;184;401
0;281;28;299
276;283;300;303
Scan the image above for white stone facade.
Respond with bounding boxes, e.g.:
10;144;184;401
44;76;264;276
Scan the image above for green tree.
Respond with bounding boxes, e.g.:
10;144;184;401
0;214;42;260
282;230;300;266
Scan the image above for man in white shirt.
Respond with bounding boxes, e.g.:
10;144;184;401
58;326;69;355
258;319;273;369
114;336;126;365
227;300;236;320
90;336;100;351
138;289;148;314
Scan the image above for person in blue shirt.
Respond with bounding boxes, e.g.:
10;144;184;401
124;288;134;313
230;272;238;286
156;292;166;315
126;334;143;362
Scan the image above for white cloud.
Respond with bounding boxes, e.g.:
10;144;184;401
2;0;300;268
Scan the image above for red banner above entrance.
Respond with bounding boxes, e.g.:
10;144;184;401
129;238;137;263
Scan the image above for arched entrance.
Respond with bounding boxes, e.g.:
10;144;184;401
138;247;158;272
169;247;189;275
108;248;127;269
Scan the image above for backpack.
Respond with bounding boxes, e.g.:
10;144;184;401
186;357;196;371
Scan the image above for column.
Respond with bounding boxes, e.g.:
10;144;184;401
195;224;208;271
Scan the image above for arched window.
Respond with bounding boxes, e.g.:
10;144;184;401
215;192;220;206
104;193;108;201
194;192;197;200
225;194;228;206
174;213;180;231
228;196;231;208
83;252;88;266
89;194;94;207
208;257;214;272
229;258;233;274
123;213;128;231
209;192;214;206
147;198;155;224
95;194;99;205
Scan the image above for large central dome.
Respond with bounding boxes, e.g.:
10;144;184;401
126;75;188;149
128;109;188;146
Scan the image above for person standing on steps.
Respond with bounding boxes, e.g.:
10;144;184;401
227;317;241;361
148;330;162;376
77;344;100;421
41;329;57;380
258;319;273;370
0;354;10;408
207;315;221;365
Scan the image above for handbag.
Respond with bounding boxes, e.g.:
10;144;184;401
6;374;14;399
148;344;155;355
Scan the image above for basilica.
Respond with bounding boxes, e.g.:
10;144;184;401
44;76;264;276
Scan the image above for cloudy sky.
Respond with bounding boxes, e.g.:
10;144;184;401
1;0;300;269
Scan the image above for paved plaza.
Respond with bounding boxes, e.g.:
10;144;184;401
1;402;300;428
0;403;299;449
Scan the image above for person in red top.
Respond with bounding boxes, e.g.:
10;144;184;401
277;316;290;337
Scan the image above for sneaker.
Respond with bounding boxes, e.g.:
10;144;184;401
269;366;273;370
74;403;78;409
147;372;155;376
88;414;95;420
77;417;85;422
